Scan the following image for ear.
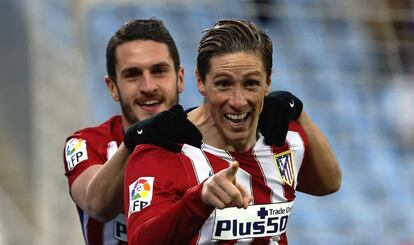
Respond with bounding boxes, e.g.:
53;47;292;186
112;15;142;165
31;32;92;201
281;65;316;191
264;76;272;96
177;66;185;94
195;69;206;97
105;76;120;101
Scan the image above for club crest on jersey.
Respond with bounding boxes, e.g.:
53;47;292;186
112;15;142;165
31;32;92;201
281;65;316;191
273;150;294;187
65;138;88;170
128;177;154;216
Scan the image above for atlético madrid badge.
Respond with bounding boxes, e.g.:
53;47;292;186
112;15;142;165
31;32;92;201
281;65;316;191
273;150;295;187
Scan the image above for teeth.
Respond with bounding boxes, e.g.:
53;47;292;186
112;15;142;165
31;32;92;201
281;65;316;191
140;100;160;106
226;113;248;120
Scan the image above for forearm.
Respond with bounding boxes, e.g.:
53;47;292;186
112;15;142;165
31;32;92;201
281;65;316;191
86;143;130;221
296;111;342;195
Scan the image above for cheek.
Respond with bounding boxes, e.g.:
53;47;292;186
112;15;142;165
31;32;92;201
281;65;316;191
117;84;136;103
248;93;265;111
257;100;264;115
206;93;225;109
161;82;179;100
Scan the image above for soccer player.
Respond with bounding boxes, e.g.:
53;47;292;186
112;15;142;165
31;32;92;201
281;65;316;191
63;19;186;244
124;19;341;244
63;18;308;245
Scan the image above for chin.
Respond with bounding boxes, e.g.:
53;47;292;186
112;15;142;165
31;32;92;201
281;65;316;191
226;132;251;144
137;108;160;120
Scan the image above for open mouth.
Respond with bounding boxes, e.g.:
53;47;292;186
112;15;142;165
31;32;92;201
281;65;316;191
137;99;163;113
224;112;250;126
138;99;162;108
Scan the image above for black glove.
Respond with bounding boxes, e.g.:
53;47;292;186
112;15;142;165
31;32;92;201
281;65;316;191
123;104;202;153
259;91;303;146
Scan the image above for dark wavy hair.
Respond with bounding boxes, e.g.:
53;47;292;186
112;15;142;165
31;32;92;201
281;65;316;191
106;18;180;82
197;19;273;82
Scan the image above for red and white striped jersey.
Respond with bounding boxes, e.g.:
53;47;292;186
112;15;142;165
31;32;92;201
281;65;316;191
63;115;127;245
124;121;308;245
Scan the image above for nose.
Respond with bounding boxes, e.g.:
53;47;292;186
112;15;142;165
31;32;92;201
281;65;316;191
229;87;247;110
140;71;158;94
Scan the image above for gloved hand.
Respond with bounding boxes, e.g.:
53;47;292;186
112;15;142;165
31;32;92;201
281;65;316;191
258;91;303;146
123;104;202;153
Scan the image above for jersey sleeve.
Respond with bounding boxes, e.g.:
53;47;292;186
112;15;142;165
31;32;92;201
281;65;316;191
124;144;214;245
288;120;309;155
63;133;107;188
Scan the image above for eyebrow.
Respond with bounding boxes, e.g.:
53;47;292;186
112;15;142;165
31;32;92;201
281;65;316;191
213;70;263;78
120;61;172;77
151;62;172;70
244;70;262;76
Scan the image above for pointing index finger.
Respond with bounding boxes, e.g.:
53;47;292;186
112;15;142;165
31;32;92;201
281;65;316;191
226;161;239;183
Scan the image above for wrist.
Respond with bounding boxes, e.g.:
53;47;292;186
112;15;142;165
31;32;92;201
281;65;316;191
183;183;215;218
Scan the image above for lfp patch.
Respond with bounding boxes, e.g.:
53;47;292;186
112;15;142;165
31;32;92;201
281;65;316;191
65;138;88;170
274;150;295;187
128;177;154;216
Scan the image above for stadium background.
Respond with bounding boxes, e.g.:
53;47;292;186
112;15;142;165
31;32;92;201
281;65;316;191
0;0;413;244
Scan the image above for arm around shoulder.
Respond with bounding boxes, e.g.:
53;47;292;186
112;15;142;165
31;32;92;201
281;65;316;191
295;111;342;196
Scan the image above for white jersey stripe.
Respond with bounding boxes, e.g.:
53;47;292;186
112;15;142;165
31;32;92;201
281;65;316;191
202;145;253;200
103;222;113;245
82;212;89;245
253;136;286;203
286;131;305;190
182;144;213;183
107;141;118;160
181;144;216;245
252;136;284;245
236;238;254;244
201;144;254;245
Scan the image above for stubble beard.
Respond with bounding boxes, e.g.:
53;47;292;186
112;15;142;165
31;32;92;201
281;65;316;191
118;85;180;126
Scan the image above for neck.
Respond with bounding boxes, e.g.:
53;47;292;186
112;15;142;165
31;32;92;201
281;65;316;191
121;114;132;132
223;137;257;152
187;104;257;152
187;104;217;145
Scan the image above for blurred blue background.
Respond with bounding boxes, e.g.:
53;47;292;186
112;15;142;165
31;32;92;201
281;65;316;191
0;0;413;244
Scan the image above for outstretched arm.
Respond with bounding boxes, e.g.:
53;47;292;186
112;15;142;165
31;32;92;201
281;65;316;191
125;148;250;244
295;111;342;195
125;146;214;244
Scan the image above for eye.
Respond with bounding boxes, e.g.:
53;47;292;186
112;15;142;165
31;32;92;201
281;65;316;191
151;64;170;76
123;68;141;79
245;79;260;88
152;67;167;74
215;80;230;89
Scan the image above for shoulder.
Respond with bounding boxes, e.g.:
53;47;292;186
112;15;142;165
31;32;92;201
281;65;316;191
288;120;308;146
63;116;122;173
130;144;180;160
256;121;308;151
66;115;123;144
125;145;192;195
127;144;183;174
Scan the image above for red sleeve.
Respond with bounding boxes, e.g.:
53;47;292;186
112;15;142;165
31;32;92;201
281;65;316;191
124;145;215;245
63;134;107;188
288;121;308;146
288;120;309;156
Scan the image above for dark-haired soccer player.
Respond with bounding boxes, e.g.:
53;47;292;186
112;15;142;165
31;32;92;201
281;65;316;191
124;19;341;244
63;19;185;244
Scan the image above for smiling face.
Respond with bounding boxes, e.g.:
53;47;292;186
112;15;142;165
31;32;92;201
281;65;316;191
197;51;271;152
106;40;184;129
